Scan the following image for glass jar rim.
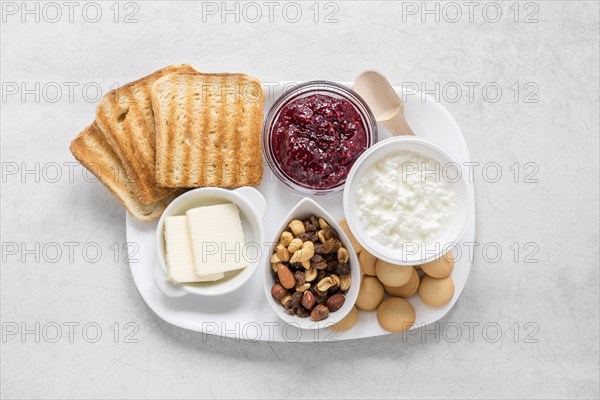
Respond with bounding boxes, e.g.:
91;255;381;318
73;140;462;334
263;80;378;196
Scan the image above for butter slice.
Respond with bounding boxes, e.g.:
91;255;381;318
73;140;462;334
164;216;224;283
186;203;247;276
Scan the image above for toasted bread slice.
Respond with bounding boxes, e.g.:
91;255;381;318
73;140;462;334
96;64;198;204
151;72;264;188
70;124;181;221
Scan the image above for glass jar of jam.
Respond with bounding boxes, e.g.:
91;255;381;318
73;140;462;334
264;81;377;195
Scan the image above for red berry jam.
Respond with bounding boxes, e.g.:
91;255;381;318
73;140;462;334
271;94;368;189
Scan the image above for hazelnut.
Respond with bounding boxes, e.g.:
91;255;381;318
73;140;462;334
302;290;316;309
326;293;345;312
310;304;330;321
271;283;287;300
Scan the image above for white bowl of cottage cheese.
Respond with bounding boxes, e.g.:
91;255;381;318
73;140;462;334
343;136;470;266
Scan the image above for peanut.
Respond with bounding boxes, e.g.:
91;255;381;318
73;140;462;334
276;244;290;262
337;247;349;263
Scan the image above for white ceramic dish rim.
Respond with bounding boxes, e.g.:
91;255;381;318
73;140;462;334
125;82;476;341
262;197;361;330
343;136;471;266
155;186;266;296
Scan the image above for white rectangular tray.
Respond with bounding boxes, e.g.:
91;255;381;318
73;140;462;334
126;81;476;342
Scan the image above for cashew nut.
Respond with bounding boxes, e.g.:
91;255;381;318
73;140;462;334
279;231;293;247
290;241;315;263
287;238;303;253
288;220;305;236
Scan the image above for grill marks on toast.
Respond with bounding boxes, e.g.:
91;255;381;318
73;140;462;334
69;124;181;221
183;82;193;184
223;82;245;188
95;64;197;204
214;77;228;186
199;85;211;186
151;73;264;188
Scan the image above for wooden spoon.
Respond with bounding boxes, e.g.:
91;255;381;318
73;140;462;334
354;70;414;136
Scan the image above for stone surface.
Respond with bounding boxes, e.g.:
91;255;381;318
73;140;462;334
1;2;598;399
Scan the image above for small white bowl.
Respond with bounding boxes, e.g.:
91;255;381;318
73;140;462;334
263;198;361;330
154;187;266;297
343;136;470;266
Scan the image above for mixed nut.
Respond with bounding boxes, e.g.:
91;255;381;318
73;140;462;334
271;216;352;321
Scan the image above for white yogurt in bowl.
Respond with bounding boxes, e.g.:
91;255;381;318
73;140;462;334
355;150;457;249
343;137;470;266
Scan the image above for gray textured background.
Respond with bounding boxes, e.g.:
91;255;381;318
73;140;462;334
1;1;599;399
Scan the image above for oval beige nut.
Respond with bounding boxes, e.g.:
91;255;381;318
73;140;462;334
328;306;359;332
276;244;290;262
421;252;454;278
355;276;384;311
288;220;305;236
359;250;377;276
290;241;314;263
338;219;363;254
375;259;413;287
418;275;455;307
279;231;293;247
318;217;331;230
340;274;351;291
384;267;420;298
377;297;416;333
304;267;317;282
287;238;303;254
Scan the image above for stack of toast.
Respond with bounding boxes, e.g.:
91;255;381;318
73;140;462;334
70;65;264;221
